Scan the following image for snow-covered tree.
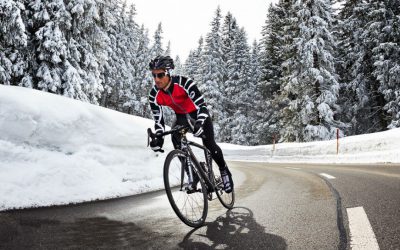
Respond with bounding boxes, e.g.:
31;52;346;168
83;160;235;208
221;12;236;83
280;0;344;142
165;41;171;56
249;40;269;145
0;0;27;86
336;0;397;134
174;55;183;75
66;0;106;103
260;1;290;97
132;25;153;118
184;50;197;78
259;0;294;144
118;2;141;114
370;0;400;129
151;22;164;57
184;37;204;84
201;7;225;138
97;0;121;108
224;27;251;143
30;0;70;94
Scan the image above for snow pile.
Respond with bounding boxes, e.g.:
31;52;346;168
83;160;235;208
221;128;400;163
0;85;174;210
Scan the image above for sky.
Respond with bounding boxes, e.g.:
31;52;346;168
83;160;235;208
128;0;279;62
1;85;399;210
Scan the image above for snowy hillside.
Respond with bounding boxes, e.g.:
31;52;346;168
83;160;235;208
0;85;399;211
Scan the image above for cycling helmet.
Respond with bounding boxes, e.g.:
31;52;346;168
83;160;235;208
149;55;175;70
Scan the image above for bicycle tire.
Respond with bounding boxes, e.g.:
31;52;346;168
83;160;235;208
163;149;208;228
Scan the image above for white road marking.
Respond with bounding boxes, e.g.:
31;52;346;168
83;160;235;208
319;173;336;179
347;206;379;250
285;167;301;170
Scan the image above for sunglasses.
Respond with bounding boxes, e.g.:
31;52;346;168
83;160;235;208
152;72;166;79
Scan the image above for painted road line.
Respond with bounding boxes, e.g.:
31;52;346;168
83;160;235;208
347;206;379;250
319;173;336;179
285;167;301;170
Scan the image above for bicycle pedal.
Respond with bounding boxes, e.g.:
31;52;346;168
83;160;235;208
186;188;202;194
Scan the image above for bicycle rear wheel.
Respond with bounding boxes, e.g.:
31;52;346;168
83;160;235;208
164;150;208;228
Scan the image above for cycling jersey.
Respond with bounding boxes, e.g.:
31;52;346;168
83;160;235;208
148;75;209;134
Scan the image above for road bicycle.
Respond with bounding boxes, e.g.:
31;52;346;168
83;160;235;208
147;125;235;228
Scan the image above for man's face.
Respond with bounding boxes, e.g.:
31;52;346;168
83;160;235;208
152;69;169;89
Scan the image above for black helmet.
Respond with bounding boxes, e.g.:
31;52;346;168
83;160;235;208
149;55;175;70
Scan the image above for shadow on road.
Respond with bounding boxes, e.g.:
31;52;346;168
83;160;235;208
0;214;169;249
0;206;286;249
179;207;287;249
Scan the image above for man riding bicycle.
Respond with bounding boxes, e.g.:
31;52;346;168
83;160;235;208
148;55;233;193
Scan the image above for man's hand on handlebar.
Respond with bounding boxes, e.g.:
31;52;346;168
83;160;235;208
147;128;164;153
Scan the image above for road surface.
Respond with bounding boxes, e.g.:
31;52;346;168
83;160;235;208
1;162;399;249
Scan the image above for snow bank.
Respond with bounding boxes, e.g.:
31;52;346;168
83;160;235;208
221;128;400;164
0;85;174;210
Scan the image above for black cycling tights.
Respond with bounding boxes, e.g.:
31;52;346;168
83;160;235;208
171;112;227;171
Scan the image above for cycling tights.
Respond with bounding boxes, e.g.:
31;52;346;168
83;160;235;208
171;111;227;171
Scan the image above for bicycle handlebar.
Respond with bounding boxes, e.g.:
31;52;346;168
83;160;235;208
147;124;190;139
147;115;207;152
147;125;191;152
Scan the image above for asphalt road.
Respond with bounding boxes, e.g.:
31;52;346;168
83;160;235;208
0;162;399;249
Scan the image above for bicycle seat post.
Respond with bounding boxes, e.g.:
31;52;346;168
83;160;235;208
180;128;188;148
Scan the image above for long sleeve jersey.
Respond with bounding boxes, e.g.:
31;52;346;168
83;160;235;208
148;75;209;134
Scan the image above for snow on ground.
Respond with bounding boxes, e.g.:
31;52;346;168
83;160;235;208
220;128;400;164
0;85;399;211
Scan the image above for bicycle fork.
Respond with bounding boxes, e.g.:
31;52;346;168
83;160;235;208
179;157;195;191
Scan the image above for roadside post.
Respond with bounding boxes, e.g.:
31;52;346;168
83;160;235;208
337;128;339;155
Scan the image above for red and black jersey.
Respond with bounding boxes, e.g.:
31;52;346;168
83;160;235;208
148;75;209;134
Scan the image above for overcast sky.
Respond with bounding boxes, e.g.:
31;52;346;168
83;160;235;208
128;0;279;62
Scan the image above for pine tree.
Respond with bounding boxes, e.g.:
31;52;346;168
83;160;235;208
188;37;204;84
260;1;289;97
259;0;294;143
224;27;251;143
335;0;363;135
249;40;268;145
230;29;254;145
276;0;302;142
174;55;183;75
151;22;164;57
201;7;225;138
221;12;236;83
119;2;140;114
98;0;122;108
184;50;197;78
337;0;389;134
0;0;28;85
30;0;71;94
371;0;400;128
66;0;105;103
165;41;171;56
219;13;239;142
280;0;344;142
133;25;153;118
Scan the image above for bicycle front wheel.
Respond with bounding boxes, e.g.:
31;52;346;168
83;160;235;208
163;150;208;228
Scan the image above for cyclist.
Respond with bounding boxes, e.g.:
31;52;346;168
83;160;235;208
148;55;233;193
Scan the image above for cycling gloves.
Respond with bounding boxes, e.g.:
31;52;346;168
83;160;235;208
150;135;164;152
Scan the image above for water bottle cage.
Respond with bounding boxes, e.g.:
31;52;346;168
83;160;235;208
186;159;194;184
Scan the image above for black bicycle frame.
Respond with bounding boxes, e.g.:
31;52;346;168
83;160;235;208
182;138;215;191
148;125;215;191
